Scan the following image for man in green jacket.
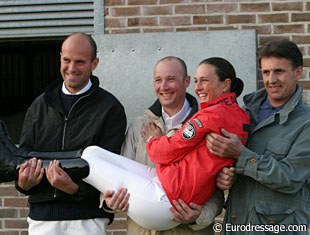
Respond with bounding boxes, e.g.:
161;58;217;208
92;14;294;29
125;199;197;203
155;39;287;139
207;39;310;234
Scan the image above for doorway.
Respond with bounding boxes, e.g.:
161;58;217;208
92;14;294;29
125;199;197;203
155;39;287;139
0;39;63;143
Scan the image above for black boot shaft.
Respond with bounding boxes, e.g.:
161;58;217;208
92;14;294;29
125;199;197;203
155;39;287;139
0;120;89;183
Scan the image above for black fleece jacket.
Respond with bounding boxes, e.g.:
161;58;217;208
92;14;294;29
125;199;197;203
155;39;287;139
17;75;127;222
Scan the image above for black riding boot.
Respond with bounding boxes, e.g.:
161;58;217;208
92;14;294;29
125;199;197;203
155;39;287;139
0;120;89;183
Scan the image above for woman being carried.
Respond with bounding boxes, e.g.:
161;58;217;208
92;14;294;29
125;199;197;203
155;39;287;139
0;57;250;231
80;57;250;230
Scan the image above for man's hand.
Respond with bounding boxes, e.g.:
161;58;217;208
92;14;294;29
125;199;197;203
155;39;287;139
170;199;202;224
206;129;244;159
18;158;44;191
45;160;78;195
141;122;163;142
216;166;236;190
102;188;130;212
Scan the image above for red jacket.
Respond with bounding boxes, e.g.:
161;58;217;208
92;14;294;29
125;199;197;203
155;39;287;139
146;93;250;206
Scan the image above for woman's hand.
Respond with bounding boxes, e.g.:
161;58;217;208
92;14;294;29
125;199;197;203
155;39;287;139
141;122;163;142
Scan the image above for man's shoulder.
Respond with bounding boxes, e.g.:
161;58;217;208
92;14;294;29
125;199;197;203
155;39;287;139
128;114;148;129
29;93;46;108
96;87;124;107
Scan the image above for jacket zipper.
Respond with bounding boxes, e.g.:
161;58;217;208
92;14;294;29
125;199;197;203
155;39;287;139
55;92;92;199
61;92;92;150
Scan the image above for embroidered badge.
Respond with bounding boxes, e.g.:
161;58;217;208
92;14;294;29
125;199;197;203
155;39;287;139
182;122;196;140
193;118;203;128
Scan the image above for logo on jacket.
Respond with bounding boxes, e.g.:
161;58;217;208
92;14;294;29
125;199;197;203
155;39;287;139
182;122;196;140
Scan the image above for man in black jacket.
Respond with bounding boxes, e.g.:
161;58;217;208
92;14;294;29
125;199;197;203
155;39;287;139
16;32;127;235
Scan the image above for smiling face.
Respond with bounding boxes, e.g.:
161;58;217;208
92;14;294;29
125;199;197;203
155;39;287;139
261;56;302;107
194;63;230;103
153;58;190;116
60;34;99;94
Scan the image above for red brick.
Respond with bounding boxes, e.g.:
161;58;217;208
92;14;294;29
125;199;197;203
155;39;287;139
105;0;125;6
292;35;310;44
0;232;19;235
292;13;310;22
272;2;303;11
258;13;289;24
142;6;173;16
228;15;256;24
301;80;310;89
175;5;205;14
240;3;270;12
159;16;191;26
274;24;304;34
159;0;190;4
4;197;28;207
128;0;157;5
0;186;19;196
128;17;158;27
0;208;18;218
110;7;141;17
4;219;28;229
19;208;29;218
193;15;224;25
303;58;310;67
105;18;127;28
207;3;238;13
242;25;272;35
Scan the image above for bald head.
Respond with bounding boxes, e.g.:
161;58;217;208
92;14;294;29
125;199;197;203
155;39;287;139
62;32;97;60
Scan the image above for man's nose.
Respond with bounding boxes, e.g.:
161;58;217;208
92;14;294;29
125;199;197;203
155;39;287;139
161;80;169;90
268;72;278;83
68;62;77;71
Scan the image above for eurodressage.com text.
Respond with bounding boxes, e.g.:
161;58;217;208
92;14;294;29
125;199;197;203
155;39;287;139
212;222;308;233
225;223;307;233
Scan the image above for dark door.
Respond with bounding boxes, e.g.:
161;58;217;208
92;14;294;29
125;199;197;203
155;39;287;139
0;39;63;143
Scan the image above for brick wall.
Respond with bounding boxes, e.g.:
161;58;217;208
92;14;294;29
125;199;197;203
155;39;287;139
1;0;310;234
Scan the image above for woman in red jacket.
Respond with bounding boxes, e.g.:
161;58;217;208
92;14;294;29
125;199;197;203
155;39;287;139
80;57;250;230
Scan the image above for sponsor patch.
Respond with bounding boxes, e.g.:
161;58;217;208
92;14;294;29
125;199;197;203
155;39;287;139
182;122;196;140
193;118;203;128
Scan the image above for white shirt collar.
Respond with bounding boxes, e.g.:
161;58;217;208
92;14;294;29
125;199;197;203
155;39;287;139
62;79;92;95
162;99;192;130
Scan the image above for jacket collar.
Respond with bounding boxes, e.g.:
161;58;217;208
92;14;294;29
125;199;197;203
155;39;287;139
244;84;303;125
200;92;237;109
44;75;100;113
147;92;198;124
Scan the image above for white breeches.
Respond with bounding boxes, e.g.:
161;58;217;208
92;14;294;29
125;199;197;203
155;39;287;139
81;146;179;231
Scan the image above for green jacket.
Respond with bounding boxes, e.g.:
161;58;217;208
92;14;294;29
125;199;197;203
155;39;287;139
223;85;310;234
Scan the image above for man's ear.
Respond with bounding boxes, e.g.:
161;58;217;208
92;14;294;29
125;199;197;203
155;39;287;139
92;58;99;70
184;76;191;88
294;66;303;81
